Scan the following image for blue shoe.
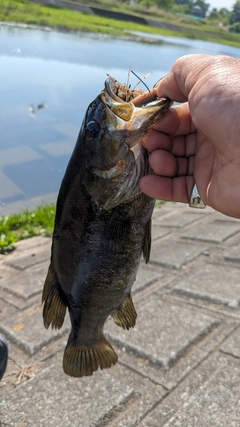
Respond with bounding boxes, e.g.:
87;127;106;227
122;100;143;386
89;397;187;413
0;336;8;380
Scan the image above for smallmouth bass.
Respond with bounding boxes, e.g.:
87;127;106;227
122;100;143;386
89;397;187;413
42;76;171;377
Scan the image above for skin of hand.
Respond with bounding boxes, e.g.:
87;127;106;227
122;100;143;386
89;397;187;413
139;54;240;218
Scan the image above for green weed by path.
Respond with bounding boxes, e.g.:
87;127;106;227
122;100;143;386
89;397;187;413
0;204;56;254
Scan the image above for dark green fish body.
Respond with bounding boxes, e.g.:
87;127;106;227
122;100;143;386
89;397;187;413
42;77;171;377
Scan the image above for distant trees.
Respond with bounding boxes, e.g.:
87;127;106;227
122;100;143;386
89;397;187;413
228;0;240;32
230;0;240;23
209;8;229;19
120;0;240;32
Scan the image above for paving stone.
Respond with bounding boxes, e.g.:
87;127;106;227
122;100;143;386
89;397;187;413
220;327;240;358
0;358;22;394
150;239;207;269
133;263;164;293
14;236;51;251
4;243;51;270
211;211;240;222
154;210;204;228
139;352;240;427
106;294;219;370
151;224;171;241
173;263;240;308
223;242;240;264
181;220;240;243
152;202;214;219
0;263;17;275
0;260;48;300
0;267;10;282
152;204;176;218
0;287;40;310
0;358;136;427
0;303;70;356
2;332;70;373
104;363;167;427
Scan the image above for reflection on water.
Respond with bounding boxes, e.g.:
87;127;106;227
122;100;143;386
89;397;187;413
1;24;240;214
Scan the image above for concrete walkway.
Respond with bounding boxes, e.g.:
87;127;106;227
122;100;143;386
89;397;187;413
0;202;240;426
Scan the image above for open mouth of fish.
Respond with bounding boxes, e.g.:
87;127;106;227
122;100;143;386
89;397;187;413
102;74;170;122
93;76;171;179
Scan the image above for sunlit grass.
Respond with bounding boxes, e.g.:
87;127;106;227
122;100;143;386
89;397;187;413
0;204;56;254
0;0;168;36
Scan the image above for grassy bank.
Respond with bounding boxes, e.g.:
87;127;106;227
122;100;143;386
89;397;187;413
0;0;180;37
0;205;56;254
1;0;240;46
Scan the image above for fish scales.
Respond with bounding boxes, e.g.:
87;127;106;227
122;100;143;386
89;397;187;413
42;76;171;377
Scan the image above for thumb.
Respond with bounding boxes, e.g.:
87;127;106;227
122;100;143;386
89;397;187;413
155;54;212;103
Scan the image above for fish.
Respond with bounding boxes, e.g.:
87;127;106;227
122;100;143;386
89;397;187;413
42;76;171;377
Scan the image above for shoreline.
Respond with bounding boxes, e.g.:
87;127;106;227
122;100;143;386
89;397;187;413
0;20;177;45
2;21;240;49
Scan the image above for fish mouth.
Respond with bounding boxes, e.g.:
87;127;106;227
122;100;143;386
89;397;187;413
101;75;171;125
94;76;171;180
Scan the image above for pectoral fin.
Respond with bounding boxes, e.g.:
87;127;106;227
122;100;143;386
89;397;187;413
142;219;152;264
112;294;137;330
104;214;131;242
42;264;67;329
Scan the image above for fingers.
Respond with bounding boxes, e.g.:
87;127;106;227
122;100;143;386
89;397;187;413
139;174;194;203
148;149;192;177
143;129;197;159
144;103;195;137
142;130;172;153
149;150;178;176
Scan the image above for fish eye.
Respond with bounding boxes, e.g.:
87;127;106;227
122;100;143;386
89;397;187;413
85;120;101;140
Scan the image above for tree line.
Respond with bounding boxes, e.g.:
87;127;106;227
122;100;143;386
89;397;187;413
120;0;240;32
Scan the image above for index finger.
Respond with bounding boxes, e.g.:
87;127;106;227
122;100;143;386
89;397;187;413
148;102;196;136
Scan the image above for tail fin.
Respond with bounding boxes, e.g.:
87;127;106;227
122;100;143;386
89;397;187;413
63;337;118;377
42;265;67;330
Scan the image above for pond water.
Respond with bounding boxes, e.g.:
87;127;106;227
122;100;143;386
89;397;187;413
1;24;240;214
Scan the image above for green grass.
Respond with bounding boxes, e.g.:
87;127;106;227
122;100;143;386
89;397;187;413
0;0;124;35
0;204;56;254
0;0;171;37
1;0;240;46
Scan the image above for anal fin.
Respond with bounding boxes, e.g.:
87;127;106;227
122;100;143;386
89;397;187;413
63;337;118;377
42;264;67;330
112;295;137;330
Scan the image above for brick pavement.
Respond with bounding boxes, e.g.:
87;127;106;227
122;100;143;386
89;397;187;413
0;202;240;426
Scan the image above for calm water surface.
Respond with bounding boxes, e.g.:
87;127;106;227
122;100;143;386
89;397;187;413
1;24;240;213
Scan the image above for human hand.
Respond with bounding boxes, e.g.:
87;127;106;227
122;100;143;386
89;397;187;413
140;54;240;218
